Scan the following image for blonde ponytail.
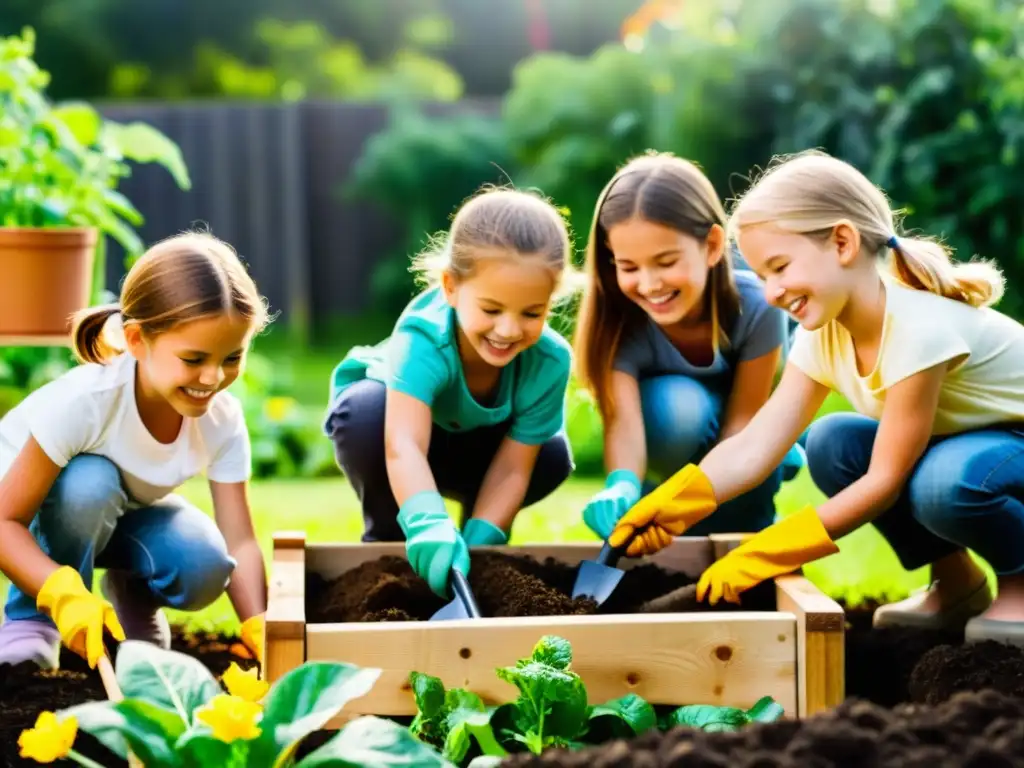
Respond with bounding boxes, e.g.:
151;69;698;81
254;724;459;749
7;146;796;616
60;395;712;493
70;304;124;365
888;236;1004;308
731;150;1006;309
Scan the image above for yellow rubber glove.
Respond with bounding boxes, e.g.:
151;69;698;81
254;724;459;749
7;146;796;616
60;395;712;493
608;464;718;556
696;506;840;605
35;566;125;668
230;613;265;664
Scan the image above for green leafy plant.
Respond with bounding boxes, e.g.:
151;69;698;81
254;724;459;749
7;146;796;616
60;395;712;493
0;26;191;290
24;641;450;767
408;635;783;765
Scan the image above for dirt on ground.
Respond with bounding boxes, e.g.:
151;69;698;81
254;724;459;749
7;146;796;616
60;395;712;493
305;551;775;622
0;628;251;767
500;689;1024;768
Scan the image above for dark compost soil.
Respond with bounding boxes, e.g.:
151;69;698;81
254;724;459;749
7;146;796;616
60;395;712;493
0;628;252;767
305;550;776;623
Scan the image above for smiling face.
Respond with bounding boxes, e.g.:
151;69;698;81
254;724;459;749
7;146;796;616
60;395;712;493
736;223;853;330
126;313;255;418
606;217;723;327
443;253;556;368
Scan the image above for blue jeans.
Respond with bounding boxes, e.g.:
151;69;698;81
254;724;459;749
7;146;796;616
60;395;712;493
639;375;783;534
4;454;237;623
806;413;1024;575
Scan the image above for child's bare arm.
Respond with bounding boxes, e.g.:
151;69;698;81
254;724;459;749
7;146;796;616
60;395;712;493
0;438;63;597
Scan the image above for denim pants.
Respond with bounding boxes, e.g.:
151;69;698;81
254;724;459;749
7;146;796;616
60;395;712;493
806;412;1024;575
325;379;574;542
4;454;237;623
639;375;783;534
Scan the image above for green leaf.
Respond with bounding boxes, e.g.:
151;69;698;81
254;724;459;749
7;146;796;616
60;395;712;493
115;640;222;722
439;689;506;763
51;102;102;146
408;671;447;748
530;635;572;670
585;693;657;742
62;699;187;767
662;704;751;733
297;715;454;767
103;121;192;190
746;696;785;723
102;187;144;225
247;662;381;767
175;729;246;767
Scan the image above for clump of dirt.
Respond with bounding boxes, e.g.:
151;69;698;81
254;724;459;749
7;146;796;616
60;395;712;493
498;689;1024;767
843;619;963;707
0;627;254;768
306;551;773;623
908;640;1024;706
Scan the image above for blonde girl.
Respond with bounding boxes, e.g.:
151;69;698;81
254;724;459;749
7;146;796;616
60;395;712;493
324;187;576;598
609;150;1024;646
0;233;270;669
574;152;797;542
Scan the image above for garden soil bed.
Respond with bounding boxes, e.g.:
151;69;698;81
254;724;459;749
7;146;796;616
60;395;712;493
305;550;776;622
0;628;253;767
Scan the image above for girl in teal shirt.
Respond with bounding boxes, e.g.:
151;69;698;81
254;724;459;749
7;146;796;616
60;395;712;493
324;188;577;597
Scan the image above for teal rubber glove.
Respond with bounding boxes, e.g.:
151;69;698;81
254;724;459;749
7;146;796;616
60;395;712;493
583;469;643;540
463;518;509;546
398;491;471;597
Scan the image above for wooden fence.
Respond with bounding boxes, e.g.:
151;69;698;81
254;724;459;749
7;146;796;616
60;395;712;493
97;98;499;338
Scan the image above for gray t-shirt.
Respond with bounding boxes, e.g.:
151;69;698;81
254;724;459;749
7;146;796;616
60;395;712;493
613;271;788;398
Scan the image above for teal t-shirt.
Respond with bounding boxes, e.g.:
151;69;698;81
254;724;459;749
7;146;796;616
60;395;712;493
329;287;572;445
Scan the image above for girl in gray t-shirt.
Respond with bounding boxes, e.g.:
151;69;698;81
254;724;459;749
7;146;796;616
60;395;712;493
573;152;804;540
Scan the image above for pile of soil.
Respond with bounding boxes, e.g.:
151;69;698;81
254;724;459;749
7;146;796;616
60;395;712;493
500;689;1024;767
0;628;251;767
306;551;775;622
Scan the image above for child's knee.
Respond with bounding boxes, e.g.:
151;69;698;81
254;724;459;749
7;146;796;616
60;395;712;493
639;376;718;472
44;455;127;543
161;543;237;611
325;380;387;475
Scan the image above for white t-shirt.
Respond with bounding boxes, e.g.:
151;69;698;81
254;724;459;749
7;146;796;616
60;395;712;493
789;278;1024;435
0;353;251;506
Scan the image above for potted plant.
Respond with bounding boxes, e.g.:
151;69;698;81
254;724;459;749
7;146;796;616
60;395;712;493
0;27;191;338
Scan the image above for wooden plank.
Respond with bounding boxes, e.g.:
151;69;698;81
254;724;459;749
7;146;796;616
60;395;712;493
306;537;716;581
308;612;798;726
774;574;845;717
709;533;755;562
98;656;144;768
264;532;307;684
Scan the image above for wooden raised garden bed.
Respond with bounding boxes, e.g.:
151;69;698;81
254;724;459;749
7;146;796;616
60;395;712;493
264;531;844;728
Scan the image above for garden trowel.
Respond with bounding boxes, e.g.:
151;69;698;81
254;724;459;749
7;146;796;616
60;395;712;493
430;568;483;621
571;534;636;606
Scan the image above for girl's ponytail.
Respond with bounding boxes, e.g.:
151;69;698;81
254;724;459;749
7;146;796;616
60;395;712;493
888;236;1005;308
70;304;123;365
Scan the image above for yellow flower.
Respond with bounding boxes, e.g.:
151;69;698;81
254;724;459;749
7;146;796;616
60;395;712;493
18;711;77;763
222;661;269;703
263;396;296;423
196;694;263;743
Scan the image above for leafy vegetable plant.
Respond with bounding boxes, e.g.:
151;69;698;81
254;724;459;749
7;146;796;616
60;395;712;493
22;640;450;767
407;635;783;765
0;26;191;289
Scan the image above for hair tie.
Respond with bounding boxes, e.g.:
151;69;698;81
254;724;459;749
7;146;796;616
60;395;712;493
886;235;899;250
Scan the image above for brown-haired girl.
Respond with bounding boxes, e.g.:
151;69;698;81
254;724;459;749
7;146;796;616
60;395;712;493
573;152;798;542
0;232;270;670
325;187;577;598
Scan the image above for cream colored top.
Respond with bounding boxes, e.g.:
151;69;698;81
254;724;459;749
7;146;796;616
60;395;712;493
789;279;1024;435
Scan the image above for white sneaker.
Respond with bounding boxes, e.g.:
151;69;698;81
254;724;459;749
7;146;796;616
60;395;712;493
0;618;61;669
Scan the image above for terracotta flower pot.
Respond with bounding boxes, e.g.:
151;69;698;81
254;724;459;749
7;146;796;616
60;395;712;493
0;227;99;338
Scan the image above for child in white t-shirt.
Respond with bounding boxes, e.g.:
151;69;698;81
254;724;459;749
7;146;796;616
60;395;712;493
607;150;1024;646
0;232;270;670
